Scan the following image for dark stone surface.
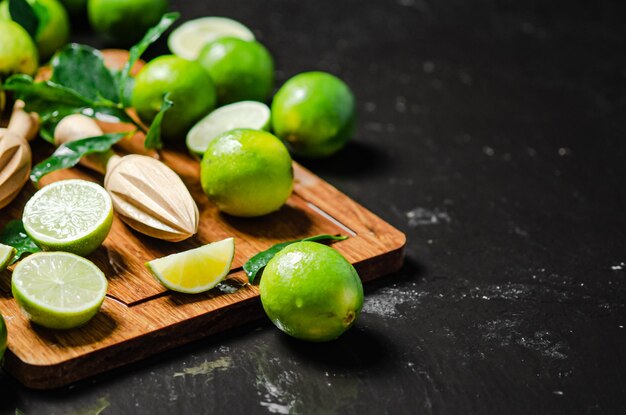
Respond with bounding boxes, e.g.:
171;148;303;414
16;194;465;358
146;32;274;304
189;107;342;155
2;0;626;413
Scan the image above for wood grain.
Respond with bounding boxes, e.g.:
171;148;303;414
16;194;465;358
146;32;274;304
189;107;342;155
0;51;405;389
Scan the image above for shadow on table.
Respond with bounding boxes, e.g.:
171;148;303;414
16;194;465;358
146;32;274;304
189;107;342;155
297;140;392;178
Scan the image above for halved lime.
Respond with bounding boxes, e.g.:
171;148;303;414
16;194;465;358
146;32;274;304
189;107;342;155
186;101;271;157
168;17;255;60
12;252;108;329
23;179;113;256
0;243;16;271
146;237;235;294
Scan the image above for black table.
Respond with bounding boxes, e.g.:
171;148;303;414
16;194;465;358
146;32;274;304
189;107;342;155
2;0;625;413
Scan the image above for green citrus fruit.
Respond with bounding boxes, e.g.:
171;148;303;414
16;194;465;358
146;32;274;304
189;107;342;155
186;100;271;157
12;252;107;329
271;71;356;158
197;37;274;105
200;129;293;217
0;314;6;361
87;0;168;44
0;20;38;79
146;237;235;294
0;0;70;62
132;55;216;140
168;16;255;61
259;241;363;342
0;243;16;271
22;179;113;256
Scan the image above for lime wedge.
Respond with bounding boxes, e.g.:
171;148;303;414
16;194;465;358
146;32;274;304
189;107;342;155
186;101;271;157
23;179;113;256
12;252;108;329
0;243;16;271
168;17;255;60
146;237;235;294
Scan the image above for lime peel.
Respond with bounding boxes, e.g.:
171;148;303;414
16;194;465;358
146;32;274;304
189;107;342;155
186;101;271;157
168;16;255;60
146;237;235;294
0;243;16;271
12;252;108;329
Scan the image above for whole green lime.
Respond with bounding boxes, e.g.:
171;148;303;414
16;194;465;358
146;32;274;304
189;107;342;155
271;71;356;158
197;37;274;105
0;313;6;361
200;129;293;217
132;55;216;140
87;0;168;44
0;0;70;62
260;241;363;342
0;20;38;79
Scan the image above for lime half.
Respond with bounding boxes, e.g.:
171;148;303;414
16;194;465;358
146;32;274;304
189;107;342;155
0;243;16;271
186;101;271;157
23;180;113;256
12;252;108;329
146;237;235;294
168;17;255;60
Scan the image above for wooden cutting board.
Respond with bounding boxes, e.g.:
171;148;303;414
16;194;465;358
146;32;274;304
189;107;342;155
0;126;406;389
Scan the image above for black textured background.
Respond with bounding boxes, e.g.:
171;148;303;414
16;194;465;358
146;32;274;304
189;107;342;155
1;0;626;413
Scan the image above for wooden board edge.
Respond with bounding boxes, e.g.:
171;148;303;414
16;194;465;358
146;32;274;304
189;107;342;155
5;243;406;389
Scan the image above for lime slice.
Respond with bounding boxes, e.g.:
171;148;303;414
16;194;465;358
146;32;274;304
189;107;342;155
146;237;235;294
12;252;108;329
23;179;113;256
168;17;255;60
187;101;271;157
0;243;16;271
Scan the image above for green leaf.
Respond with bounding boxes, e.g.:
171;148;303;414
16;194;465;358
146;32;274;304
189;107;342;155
0;220;40;263
8;0;39;40
144;94;173;150
244;234;349;284
4;74;137;142
119;12;180;99
30;133;127;185
51;44;120;103
4;74;93;109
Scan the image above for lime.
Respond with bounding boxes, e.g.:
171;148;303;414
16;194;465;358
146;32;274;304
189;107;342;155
186;101;270;157
12;252;107;329
197;37;274;105
271;71;356;158
146;237;235;294
0;0;70;62
0;243;16;271
132;55;216;140
259;241;363;342
0;20;38;79
0;314;6;361
87;0;168;44
22;179;113;256
200;129;293;217
168;16;254;61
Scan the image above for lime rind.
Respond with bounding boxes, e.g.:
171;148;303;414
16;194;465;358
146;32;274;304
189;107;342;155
146;237;235;294
22;179;113;256
168;17;255;60
186;101;271;157
0;243;16;271
12;252;108;329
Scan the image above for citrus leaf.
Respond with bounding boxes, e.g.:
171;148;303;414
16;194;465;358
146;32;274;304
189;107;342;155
0;220;40;263
144;94;173;150
119;12;180;99
244;234;349;284
30;133;127;185
51;44;120;103
8;0;39;40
